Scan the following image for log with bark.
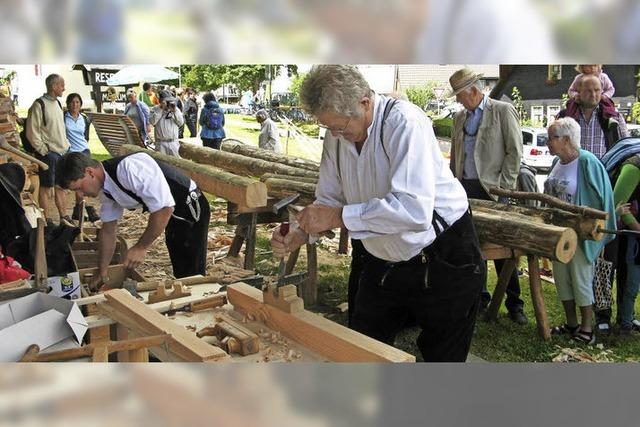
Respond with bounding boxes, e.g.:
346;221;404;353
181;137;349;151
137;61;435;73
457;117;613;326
221;138;320;172
472;210;577;263
179;141;319;179
259;173;318;184
121;144;267;208
470;199;606;241
489;187;608;220
263;178;316;204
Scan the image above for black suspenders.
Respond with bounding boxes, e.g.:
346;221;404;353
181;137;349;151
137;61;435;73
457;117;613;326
333;97;449;237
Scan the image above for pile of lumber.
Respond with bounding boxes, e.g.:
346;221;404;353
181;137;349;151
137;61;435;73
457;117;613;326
178;138;319;205
0;97;19;148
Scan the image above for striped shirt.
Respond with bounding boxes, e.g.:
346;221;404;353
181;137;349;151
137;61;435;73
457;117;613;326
578;106;629;159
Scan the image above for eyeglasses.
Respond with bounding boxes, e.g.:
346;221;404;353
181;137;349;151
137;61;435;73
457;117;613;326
319;117;352;135
548;134;562;140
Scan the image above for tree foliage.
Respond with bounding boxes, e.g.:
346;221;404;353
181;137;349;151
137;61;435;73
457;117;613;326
289;72;307;106
405;82;439;110
180;65;298;92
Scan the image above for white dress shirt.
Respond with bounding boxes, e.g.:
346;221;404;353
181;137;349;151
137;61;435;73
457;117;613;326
100;153;178;222
316;93;469;262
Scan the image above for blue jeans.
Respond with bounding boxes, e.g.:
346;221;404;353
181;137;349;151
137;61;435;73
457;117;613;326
619;235;640;328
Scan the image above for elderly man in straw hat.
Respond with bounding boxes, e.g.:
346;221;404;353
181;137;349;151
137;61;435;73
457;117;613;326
271;65;486;362
448;67;527;324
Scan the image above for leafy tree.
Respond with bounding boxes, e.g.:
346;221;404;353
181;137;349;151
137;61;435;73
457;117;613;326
405;82;439;110
180;65;298;93
511;86;528;125
289;72;307;106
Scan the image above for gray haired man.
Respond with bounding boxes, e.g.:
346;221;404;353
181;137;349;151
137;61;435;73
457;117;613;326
270;65;485;362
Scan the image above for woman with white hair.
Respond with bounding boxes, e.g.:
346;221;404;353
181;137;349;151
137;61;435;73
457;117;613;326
544;117;616;344
256;109;281;153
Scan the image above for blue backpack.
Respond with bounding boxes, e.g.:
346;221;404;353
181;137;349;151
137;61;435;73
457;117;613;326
205;108;223;130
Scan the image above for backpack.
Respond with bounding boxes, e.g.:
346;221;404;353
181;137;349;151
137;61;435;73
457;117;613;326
20;97;62;154
204;107;223;130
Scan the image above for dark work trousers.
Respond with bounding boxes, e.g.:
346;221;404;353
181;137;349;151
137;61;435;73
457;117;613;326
165;194;211;278
186;117;197;138
178;123;185;139
461;179;524;312
349;211;485;362
202;137;223;150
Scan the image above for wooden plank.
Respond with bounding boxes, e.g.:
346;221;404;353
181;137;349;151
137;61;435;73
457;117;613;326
99;289;231;362
226;283;415;362
121;144;268;208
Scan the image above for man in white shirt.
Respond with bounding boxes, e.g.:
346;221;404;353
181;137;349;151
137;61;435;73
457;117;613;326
57;151;210;291
149;90;185;157
271;65;485;362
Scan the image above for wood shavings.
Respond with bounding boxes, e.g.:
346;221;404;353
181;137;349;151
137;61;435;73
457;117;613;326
551;345;615;363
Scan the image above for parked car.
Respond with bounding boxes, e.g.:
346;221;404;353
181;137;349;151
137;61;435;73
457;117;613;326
521;127;553;172
628;123;640;137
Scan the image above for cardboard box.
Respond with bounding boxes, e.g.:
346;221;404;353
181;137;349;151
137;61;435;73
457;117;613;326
0;292;88;362
46;271;81;300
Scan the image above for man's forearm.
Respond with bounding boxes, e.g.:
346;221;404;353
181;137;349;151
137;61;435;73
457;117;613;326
98;220;118;275
135;207;174;250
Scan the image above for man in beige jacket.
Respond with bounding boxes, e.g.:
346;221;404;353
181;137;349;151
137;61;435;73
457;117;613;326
448;67;526;324
26;73;70;225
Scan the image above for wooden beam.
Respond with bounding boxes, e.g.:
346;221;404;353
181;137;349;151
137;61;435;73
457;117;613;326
179;142;319;179
263;178;316;203
221;138;320;172
226;283;415;362
99;289;231;362
259;173;318;184
121;144;268;208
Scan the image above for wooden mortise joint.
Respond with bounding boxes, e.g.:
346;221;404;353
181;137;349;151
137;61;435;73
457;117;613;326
148;281;191;304
262;284;304;313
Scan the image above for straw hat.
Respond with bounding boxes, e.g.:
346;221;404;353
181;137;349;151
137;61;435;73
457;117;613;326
446;67;484;97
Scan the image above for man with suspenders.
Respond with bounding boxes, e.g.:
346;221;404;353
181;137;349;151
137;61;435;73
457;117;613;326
57;151;210;291
271;65;485;362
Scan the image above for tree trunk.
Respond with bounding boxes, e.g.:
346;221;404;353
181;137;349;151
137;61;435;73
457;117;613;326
121;145;267;208
179;141;319;179
472;210;577;263
470;199;606;241
221;138;320;172
263;177;316;203
489;186;608;219
259;173;318;184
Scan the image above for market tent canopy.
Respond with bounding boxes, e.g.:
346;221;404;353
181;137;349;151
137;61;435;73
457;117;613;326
106;65;179;86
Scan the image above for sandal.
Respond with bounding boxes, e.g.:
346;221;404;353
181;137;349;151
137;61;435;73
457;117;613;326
573;329;596;345
550;323;579;335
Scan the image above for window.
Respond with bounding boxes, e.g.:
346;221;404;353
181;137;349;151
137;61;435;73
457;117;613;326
531;106;544;127
546;105;561;124
547;65;562;82
522;131;533;145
